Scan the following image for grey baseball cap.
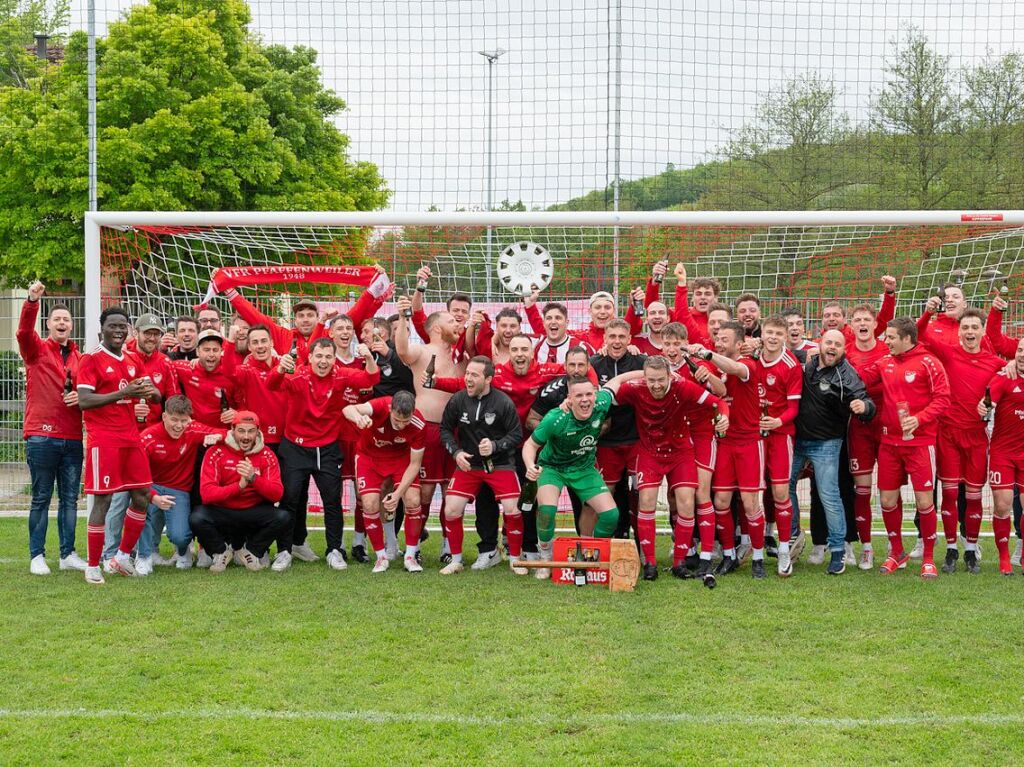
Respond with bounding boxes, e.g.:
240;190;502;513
135;313;164;333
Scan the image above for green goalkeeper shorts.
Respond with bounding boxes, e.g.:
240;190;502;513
538;464;610;505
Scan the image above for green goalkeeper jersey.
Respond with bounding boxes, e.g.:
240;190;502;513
531;388;613;470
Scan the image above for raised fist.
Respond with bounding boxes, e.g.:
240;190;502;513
673;263;687;283
27;281;45;301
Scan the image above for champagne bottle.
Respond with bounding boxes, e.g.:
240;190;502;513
423;353;437;389
682;352;700;375
694;349;714;361
517;478;537;513
982;387;994;423
759;400;770;438
573;541;586;587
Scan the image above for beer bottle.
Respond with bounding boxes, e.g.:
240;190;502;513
288;339;298;361
982;388;994;423
573;541;586;587
136;398;147;425
632;292;646;318
482;456;494;474
63;369;73;395
401;286;414;319
653;260;667;285
416;276;428;293
220;390;231;412
423;353;437;389
517;477;537;513
935;286;945;313
759;400;770;438
712;404;726;438
1001;278;1010;296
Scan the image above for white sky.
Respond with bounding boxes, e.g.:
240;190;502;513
70;1;1024;211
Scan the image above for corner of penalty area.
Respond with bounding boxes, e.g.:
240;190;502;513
513;537;641;592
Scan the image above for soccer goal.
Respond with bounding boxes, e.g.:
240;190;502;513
85;209;1024;346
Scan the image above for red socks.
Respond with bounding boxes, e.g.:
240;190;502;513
773;498;793;547
673;515;695;566
940;486;959;545
697;501;715;554
853;486;872;544
87;524;105;567
993;515;1012;566
118;505;147;555
715;506;735;550
364;514;385;553
504;511;524;558
403;506;424;549
446;514;464;556
964;487;984;544
637;508;657;564
747;511;765;551
881;503;903;557
918;505;937;563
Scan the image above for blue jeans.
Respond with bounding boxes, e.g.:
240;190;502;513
137;485;192;558
26;436;83;558
102;492;131;560
789;438;846;553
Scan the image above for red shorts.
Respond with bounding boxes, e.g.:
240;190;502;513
420;422;455;484
340;439;357;481
691;431;717;472
596;443;638;485
712;437;765;493
446;468;521;501
635;448;698;491
354;454;420;496
763;432;794;485
936;429;988;487
847;418;882;476
84;444;152;495
989;454;1024;491
876;442;936;493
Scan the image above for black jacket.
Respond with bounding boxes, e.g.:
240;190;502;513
440;386;522;470
794;356;876;441
590;351;646;446
372;343;414;397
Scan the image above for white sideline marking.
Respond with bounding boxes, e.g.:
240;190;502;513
0;708;1021;728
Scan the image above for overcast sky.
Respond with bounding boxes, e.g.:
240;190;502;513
71;1;1024;211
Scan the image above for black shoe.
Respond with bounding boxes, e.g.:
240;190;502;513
414;550;423;565
350;544;369;564
643;563;658;581
751;559;767;579
420;528;430;543
714;555;738;576
827;550;846;575
941;547;959;574
684;550;699;572
765;535;779;558
439;552;452;565
696;558;717;589
671;564;695;580
964;550;981;574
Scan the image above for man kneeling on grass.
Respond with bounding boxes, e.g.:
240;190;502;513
190;411;289;572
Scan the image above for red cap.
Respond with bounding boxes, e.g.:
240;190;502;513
232;410;260;427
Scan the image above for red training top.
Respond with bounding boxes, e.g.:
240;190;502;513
16;299;82;440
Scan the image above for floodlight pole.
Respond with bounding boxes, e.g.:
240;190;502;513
479;48;506;302
87;0;97;212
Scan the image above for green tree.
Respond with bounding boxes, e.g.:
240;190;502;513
870;29;961;209
706;73;854;210
0;1;67;88
0;0;387;286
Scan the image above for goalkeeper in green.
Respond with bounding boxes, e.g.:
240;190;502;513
522;372;641;579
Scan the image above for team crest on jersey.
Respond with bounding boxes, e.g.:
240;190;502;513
127;366;136;376
484;412;496;425
153;374;162;384
904;372;916;383
395;436;406;444
766;374;776;386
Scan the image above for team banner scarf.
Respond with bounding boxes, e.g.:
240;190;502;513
202;264;390;305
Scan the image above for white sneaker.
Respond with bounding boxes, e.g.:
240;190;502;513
859;547;874;571
209;551;230;573
1012;538;1024;568
372;555;390;574
29;554;51;575
59;552;88;571
471;550;502;570
134;555;153;577
535;541;553;580
175;550;194;570
271;551;293;572
808;544;827;565
909;538;924;560
533;566;551;580
259;553;270;569
102;558;116;574
404;554;423;573
439;560;464;575
196;548;213;568
84;565;105;585
843;542;856;566
789;529;806;561
292;542;320;562
777;547;792;578
151;552;173;567
232;548;246;568
109;552;137;577
326;550;348;570
510;559;528;576
237;547;264;571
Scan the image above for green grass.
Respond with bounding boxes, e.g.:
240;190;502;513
1;517;1022;766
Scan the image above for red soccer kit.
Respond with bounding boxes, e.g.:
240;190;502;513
17;299;83;440
860;345;950;492
235;356;287;445
133;348;179;428
333;356;375;480
987;373;1024;490
171;359;239;429
756;350;802;484
354;397;427;494
268;364;380;448
77;345;153;494
667;358;723;472
671;284;713;348
141;421;222;491
713;357;764;493
845;340;889;476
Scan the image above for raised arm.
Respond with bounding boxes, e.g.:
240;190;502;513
394;296;422;366
16;283;46;363
225;289;293;353
874;276;897;336
986;297;1019;358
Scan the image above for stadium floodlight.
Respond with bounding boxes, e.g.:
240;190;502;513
84;209;1024;348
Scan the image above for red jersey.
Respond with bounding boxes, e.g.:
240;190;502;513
134;348;179;428
141;420;221;491
333;357;376;443
671;283;712;347
671;358;724;436
77;345;147;448
614;376;721;455
756;350;803;437
845;340;889;404
16;300;83;440
860;344;950;446
920;340;1003;439
984;306;1021;359
631;334;662;356
269;364;379;448
719;357;762;440
200;436;283;508
235;356;287;444
989;373;1024;457
358;396;427;460
171;359;238;429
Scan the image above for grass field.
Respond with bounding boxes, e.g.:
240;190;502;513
1;517;1022;766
